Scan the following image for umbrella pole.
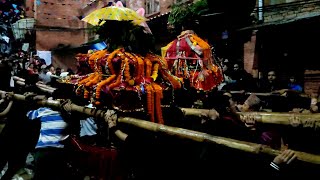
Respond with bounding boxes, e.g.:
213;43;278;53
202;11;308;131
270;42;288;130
1;90;320;165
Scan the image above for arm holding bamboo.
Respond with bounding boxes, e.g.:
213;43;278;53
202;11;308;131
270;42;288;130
103;108;128;141
310;93;319;113
0;92;13;117
271;149;297;171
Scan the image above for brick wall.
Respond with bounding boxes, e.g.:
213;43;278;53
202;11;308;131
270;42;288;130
244;0;320;78
159;0;174;14
262;0;320;94
243;31;257;75
128;0;173;16
304;70;320;95
128;0;145;11
81;0;110;17
25;0;34;18
263;0;320;23
31;0;93;69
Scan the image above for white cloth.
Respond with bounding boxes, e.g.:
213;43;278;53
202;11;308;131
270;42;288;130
60;72;69;77
37;51;52;65
80;117;98;137
79;104;98;137
10;76;14;87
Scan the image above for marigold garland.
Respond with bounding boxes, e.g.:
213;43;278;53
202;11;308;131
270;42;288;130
70;49;183;124
135;55;145;78
145;58;152;78
95;74;116;105
190;34;210;50
145;84;155;123
152;83;164;124
151;63;159;81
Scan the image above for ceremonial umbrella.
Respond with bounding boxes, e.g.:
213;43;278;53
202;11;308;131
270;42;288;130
82;6;147;26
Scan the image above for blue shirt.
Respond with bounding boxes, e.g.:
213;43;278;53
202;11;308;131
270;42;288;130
27;107;69;149
288;84;303;92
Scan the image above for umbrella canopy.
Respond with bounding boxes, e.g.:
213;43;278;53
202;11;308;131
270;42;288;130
82;6;147;26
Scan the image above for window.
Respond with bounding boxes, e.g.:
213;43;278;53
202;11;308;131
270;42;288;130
174;0;190;4
264;0;300;6
145;0;160;15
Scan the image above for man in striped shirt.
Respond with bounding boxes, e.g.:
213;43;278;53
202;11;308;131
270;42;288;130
27;107;71;180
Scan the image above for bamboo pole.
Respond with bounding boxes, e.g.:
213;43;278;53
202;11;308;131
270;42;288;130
228;90;310;98
181;108;320;129
118;117;320;165
12;76;25;82
238;112;320;129
15;80;55;94
13;75;57;94
0;90;61;108
0;90;320;164
181;108;218;118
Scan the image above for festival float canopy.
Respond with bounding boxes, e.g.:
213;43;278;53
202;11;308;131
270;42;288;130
59;2;182;125
162;30;223;91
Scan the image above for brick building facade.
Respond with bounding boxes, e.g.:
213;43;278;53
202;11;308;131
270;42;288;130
25;0;104;71
24;0;178;71
243;0;320;95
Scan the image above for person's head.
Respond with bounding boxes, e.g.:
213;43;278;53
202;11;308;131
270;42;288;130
267;70;276;83
223;92;238;113
242;94;262;112
49;66;55;74
233;63;239;71
25;73;39;86
222;59;231;71
39;58;46;65
289;76;296;83
222;64;228;72
33;66;39;74
55;67;61;76
28;63;34;69
205;91;238;117
40;64;47;71
67;68;74;75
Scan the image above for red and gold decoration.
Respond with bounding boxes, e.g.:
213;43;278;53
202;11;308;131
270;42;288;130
62;48;182;124
162;30;223;91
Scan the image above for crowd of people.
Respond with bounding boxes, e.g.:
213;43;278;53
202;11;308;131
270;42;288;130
214;57;317;113
0;49;75;93
1;0;31;57
218;58;303;93
0;0;25;25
